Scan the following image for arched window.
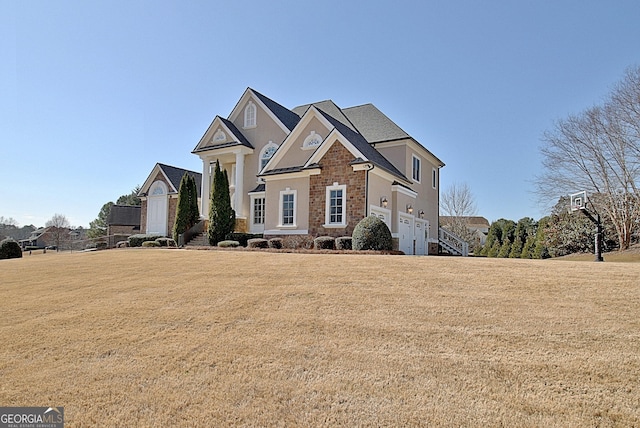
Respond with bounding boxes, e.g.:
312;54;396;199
150;181;167;195
244;102;256;128
259;141;278;171
302;131;322;149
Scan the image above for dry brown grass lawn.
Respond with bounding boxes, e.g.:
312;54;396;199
1;249;639;427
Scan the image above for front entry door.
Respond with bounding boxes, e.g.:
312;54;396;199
147;181;168;235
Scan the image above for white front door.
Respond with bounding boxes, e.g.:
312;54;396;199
398;213;414;255
147;181;168;235
414;219;428;255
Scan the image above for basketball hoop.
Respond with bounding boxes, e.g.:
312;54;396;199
570;191;587;212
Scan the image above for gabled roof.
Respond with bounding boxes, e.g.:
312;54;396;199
315;109;408;181
292;100;356;131
343;103;410;143
139;163;202;196
107;205;141;226
251;89;300;131
192;116;253;154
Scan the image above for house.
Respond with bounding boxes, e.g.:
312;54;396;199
138;163;202;236
184;88;444;255
107;205;141;236
440;216;490;245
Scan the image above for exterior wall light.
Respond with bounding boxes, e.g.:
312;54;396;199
380;196;388;208
419;210;425;219
406;204;413;214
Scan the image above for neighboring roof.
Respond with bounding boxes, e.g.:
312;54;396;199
251;88;301;131
440;216;490;227
107;205;141;226
316;109;408;181
146;163;202;195
343;103;410;143
292;100;356;131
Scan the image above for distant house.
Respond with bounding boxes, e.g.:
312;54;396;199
440;216;490;245
137;163;202;237
19;227;69;249
107;205;141;236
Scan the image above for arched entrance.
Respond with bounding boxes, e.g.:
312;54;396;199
147;181;168;235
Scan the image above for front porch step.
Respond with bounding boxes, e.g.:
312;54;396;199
184;233;209;247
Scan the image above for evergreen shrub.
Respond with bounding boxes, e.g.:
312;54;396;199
142;241;160;248
336;236;352;250
156;238;176;247
314;236;336;250
352;215;393;251
0;238;22;259
247;238;269;248
128;234;164;247
218;240;240;248
268;238;283;249
226;233;263;247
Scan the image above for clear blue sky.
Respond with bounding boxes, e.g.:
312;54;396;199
2;1;639;228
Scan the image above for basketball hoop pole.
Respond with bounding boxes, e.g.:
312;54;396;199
579;206;604;262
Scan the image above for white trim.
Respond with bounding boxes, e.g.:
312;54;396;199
249;193;266;234
304;128;367;168
264;229;309;235
302;131;323;150
278;188;297;228
432;167;437;190
324;183;347;227
412;154;421;183
261;168;321;181
192;116;254;154
139;163;179;195
259;141;279;172
369;205;391;230
228;89;292;135
392;183;418;198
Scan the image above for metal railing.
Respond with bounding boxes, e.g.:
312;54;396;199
438;227;469;256
180;219;206;246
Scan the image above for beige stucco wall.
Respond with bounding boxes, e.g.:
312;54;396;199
263;176;310;233
273;116;330;169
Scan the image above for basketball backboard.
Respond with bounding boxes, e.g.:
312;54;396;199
570;191;587;212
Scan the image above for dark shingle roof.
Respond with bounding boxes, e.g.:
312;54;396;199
292;100;356;131
342;104;410;143
157;163;202;195
220;117;253;148
107;205;141;226
316;109;408;181
252;89;301;131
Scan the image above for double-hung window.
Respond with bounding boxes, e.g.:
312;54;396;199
253;197;265;225
412;155;421;183
279;189;296;227
325;183;347;227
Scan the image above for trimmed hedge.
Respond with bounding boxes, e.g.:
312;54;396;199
314;236;336;250
336;236;352;250
142;241;160;248
156;237;177;247
352;215;393;251
128;234;164;247
218;240;240;248
226;233;263;247
247;238;269;249
116;241;129;248
0;238;22;260
268;238;283;249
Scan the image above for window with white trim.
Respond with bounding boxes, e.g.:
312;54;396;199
325;183;347;227
302;131;322;149
279;189;297;227
412;155;421;183
432;167;437;189
253;197;265;225
259;141;278;171
244;101;256;128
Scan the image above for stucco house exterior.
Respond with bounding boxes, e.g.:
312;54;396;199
187;88;445;255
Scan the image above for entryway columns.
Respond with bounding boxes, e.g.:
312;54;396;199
201;159;212;217
234;151;245;217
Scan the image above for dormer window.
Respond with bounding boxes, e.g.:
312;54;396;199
260;141;278;171
244;101;256;128
302;131;322;149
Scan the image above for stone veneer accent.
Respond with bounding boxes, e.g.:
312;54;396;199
308;142;366;237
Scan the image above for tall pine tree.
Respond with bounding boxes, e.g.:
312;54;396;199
208;161;236;245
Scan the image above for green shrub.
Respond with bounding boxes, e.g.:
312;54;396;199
336;236;352;250
128;234;163;247
352;215;393;251
226;233;263;247
116;241;129;248
155;237;176;247
247;238;268;249
314;236;336;250
268;238;283;249
96;241;108;250
0;238;22;260
142;241;160;248
218;240;240;248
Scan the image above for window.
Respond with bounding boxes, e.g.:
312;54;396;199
253;197;265;225
412;155;421;183
432;168;437;189
213;129;226;142
302;131;322;149
259;141;278;171
244;102;256;128
325;183;347;227
279;189;297;227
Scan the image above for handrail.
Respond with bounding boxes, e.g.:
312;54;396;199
438;227;469;256
181;219;206;246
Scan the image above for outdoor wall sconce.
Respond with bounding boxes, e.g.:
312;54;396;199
406;204;413;214
380;196;388;208
419;210;425;219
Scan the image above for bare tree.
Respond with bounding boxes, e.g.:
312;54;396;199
45;213;71;251
535;65;640;250
440;182;479;245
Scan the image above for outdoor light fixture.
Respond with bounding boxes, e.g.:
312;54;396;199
380;196;388;208
406;204;413;214
419;210;424;219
